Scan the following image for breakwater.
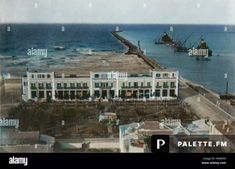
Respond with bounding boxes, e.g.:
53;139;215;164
111;31;163;70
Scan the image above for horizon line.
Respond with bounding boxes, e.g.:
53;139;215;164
0;22;235;26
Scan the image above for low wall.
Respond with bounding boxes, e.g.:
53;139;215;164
40;134;55;145
0;144;53;152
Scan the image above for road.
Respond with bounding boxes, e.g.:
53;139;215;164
0;82;21;117
179;79;235;121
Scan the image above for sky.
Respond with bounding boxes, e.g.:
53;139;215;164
0;0;235;24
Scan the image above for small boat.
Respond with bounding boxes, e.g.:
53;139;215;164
53;46;65;50
224;26;228;32
115;26;123;33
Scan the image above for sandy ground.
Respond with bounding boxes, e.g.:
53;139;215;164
4;52;153;77
54;52;153;75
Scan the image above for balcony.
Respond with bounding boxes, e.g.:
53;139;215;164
31;86;37;90
46;86;52;89
38;86;45;89
57;86;63;89
156;76;176;79
122;86;152;89
170;85;176;88
76;86;89;89
163;85;169;88
156;85;162;88
56;86;89;89
98;86;113;89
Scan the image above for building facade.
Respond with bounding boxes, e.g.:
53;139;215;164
22;69;179;101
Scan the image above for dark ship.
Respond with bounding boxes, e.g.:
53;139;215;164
155;31;213;61
155;32;174;45
196;38;212;56
174;33;193;53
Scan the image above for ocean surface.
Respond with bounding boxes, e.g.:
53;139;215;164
0;24;234;94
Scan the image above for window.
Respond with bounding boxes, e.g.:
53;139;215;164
95;83;99;88
83;83;87;87
129;82;131;87
64;83;67;88
42;74;45;78
57;83;62;88
163;73;168;78
162;90;168;97
156;82;161;88
47;74;51;78
31;74;34;78
172;73;175;78
141;82;144;87
70;83;75;88
39;91;44;98
31;83;36;89
163;82;168;88
31;91;37;98
170;82;175;88
134;82;138;87
94;74;99;78
155;90;160;97
156;73;161;78
170;90;176;97
147;82;151;87
94;90;100;97
46;83;52;89
122;82;125;87
101;74;107;79
77;83;81;87
39;83;44;89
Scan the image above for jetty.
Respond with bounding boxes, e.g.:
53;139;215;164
111;31;163;70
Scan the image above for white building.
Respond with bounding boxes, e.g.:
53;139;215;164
119;121;173;153
22;69;179;102
119;119;212;153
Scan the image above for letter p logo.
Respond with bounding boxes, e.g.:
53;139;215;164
156;139;165;149
151;135;169;153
